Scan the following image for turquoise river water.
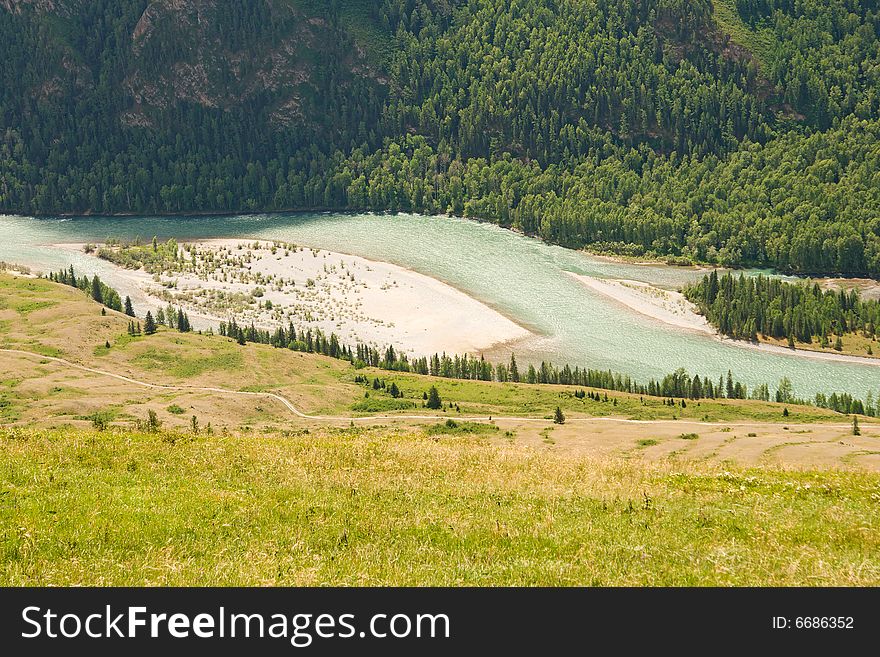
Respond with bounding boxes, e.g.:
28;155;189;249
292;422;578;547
1;211;877;400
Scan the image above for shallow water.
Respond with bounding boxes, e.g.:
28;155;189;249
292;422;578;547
1;211;877;399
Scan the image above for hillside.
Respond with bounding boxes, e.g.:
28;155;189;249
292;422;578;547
1;1;879;275
2;272;879;470
2;269;880;586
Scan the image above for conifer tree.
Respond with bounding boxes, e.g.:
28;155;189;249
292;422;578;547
426;386;442;410
144;311;157;335
91;275;103;304
124;296;135;317
553;406;565;424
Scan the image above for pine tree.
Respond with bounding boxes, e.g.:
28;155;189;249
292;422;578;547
91;275;103;304
553;406;565;424
144;311;157;335
426;386;442;409
124;296;135;317
852;415;861;436
509;353;520;382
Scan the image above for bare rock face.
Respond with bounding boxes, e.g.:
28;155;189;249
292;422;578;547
1;0;86;16
122;0;382;128
6;0;386;133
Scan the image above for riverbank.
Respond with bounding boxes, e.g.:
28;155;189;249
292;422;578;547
571;272;880;368
571;273;714;334
61;239;531;356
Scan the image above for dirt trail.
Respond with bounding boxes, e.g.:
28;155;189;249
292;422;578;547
1;347;862;431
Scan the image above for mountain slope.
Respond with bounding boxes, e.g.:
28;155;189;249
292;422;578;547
1;0;879;275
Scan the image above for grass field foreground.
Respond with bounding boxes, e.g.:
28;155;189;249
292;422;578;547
1;425;878;586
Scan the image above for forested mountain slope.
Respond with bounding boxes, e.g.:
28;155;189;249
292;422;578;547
2;0;879;275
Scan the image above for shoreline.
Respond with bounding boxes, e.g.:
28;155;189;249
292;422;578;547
56;239;533;358
5;208;877;283
570;273;715;335
571;272;880;368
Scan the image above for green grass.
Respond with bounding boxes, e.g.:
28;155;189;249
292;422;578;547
424;419;499;437
350;397;416;413
1;425;877;586
13;300;57;315
369;372;845;424
133;347;244;379
712;0;776;71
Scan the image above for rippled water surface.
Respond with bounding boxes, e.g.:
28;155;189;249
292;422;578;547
2;212;877;399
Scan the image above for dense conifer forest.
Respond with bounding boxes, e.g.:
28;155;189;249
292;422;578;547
684;271;880;345
2;0;880;275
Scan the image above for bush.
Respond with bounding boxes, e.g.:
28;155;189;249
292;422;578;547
350;398;415;413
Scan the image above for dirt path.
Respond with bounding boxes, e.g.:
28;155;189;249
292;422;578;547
1;347;863;431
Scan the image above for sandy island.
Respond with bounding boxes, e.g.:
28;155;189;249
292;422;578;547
62;239;531;357
571;273;714;334
570;272;880;367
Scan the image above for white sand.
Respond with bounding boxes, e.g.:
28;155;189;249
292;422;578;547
570;273;713;334
68;239;530;356
571;272;880;367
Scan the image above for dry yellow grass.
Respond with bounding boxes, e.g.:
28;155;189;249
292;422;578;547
1;425;878;586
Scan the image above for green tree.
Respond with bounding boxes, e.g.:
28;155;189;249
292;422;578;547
553;406;565;424
426;386;442;410
91;275;103;304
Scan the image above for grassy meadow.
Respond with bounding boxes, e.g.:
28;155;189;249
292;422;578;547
1;425;878;586
0;273;856;428
1;273;879;585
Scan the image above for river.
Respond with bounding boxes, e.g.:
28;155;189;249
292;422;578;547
1;211;877;400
